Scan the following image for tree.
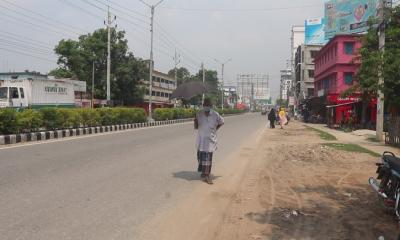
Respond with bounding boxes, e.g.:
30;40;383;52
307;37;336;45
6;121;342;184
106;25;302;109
190;69;221;106
358;6;400;115
51;28;147;105
167;67;190;86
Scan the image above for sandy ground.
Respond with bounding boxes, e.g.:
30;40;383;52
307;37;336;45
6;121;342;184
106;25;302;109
138;121;398;240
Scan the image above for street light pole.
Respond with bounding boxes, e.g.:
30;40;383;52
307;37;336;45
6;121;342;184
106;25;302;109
140;0;165;120
215;58;232;110
202;62;205;106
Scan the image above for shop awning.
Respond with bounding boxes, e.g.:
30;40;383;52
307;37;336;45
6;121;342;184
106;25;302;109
326;101;361;108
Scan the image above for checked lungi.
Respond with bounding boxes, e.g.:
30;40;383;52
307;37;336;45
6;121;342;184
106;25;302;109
197;151;213;175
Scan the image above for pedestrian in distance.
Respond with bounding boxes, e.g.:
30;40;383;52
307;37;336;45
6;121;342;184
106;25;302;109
279;107;288;129
194;98;224;185
285;110;290;125
268;108;276;129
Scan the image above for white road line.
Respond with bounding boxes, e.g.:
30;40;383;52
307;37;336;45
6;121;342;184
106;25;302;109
0;122;193;151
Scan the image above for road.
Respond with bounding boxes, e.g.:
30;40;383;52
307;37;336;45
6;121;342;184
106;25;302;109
0;113;265;240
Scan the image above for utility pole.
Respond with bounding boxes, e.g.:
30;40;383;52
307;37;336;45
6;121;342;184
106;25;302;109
376;0;392;141
214;58;232;110
140;0;165;120
92;59;95;108
104;6;116;106
202;62;205;106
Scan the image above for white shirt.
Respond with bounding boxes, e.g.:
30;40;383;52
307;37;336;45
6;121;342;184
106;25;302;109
196;109;224;152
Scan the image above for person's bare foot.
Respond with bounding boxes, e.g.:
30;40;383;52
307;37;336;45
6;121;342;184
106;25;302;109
204;176;213;185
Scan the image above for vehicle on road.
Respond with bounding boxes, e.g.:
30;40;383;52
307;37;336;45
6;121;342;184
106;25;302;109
369;152;400;220
0;79;75;108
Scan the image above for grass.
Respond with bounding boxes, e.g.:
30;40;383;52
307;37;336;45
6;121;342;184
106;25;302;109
322;143;381;157
366;136;380;143
305;126;337;141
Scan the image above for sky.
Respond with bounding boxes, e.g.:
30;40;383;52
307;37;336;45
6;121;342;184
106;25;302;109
0;0;326;101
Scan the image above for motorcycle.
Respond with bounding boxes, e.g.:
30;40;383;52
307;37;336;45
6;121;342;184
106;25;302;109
369;151;400;219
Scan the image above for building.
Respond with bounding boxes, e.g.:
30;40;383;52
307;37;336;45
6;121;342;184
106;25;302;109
291;26;305;69
139;69;177;111
0;70;47;81
313;34;376;127
289;25;305;107
294;44;323;102
280;69;292;102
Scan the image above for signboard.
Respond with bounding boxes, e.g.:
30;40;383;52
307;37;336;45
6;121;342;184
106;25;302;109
324;0;380;40
305;18;328;45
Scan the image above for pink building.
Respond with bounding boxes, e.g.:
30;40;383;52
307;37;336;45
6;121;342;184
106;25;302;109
314;34;376;126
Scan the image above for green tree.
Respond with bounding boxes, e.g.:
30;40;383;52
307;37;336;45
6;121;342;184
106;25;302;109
51;28;147;105
358;6;400;115
167;67;190;86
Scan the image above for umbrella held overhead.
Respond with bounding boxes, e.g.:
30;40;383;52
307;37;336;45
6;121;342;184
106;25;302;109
170;81;211;100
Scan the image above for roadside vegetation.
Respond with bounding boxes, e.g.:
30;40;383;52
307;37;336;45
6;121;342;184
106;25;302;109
0;108;146;135
305;126;337;141
322;143;380;157
0;107;246;135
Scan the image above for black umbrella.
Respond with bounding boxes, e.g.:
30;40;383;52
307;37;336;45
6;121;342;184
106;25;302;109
170;81;211;100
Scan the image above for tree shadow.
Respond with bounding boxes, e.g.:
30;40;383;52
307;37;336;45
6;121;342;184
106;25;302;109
245;184;399;240
172;171;221;181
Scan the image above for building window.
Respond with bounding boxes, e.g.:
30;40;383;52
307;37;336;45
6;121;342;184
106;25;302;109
323;79;330;89
307;88;314;97
19;88;25;99
308;70;314;78
152;91;156;96
156;91;160;96
10;87;19;98
344;42;354;55
310;50;318;59
344;73;353;85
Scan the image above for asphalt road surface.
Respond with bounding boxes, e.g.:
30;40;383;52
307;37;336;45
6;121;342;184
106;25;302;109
0;113;265;240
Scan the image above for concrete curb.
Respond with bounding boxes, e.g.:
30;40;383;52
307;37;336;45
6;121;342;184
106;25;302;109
0;118;194;146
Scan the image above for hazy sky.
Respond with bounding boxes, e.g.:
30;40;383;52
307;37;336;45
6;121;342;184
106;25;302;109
0;0;325;100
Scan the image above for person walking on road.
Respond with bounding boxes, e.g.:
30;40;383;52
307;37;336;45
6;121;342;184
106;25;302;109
279;107;288;129
194;98;224;185
268;108;276;129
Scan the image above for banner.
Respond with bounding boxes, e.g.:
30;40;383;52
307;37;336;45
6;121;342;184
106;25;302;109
305;18;328;45
324;0;380;40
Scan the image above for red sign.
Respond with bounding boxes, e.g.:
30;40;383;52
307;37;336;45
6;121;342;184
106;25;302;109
327;94;361;104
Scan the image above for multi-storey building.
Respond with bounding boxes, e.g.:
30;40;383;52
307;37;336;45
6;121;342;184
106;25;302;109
314;34;376;126
294;44;322;102
140;69;177;111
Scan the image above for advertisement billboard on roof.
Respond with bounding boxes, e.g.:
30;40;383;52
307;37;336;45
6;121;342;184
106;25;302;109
324;0;380;40
305;18;328;45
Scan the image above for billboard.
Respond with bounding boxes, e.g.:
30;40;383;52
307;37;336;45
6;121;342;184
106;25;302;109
324;0;380;39
305;18;328;45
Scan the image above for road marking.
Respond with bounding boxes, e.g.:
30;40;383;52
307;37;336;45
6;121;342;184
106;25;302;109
0;122;193;151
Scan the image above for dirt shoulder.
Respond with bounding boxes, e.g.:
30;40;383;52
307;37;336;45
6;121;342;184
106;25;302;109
138;121;398;240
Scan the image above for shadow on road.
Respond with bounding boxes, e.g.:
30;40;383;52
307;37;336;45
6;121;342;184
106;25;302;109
172;171;221;181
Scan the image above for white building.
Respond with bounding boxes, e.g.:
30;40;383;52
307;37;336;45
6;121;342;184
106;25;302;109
280;69;292;101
